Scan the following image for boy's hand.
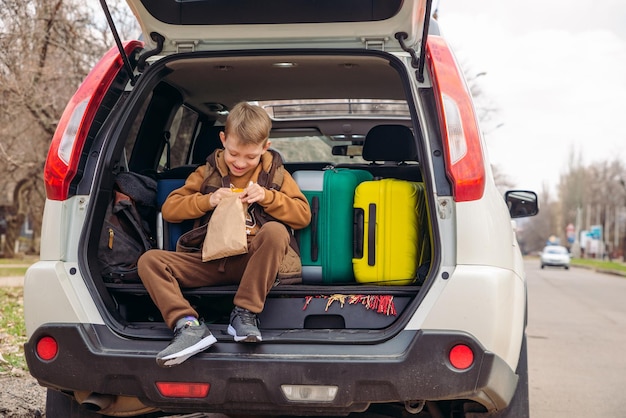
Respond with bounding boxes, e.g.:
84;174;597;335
209;188;236;207
240;182;265;204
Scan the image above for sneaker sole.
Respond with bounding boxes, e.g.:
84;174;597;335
227;325;262;343
156;334;217;368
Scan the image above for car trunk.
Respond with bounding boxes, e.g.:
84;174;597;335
85;1;438;341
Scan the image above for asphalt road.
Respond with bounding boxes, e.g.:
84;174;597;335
526;260;626;418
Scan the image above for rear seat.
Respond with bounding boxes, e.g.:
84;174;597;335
336;124;422;181
155;124;224;250
156;178;192;250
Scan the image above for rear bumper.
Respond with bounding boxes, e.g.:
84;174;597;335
25;323;518;415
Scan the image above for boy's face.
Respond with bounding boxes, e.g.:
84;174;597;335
220;132;270;177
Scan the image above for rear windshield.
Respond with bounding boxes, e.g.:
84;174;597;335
140;0;403;25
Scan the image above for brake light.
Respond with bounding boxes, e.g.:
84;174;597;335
156;381;210;398
36;336;58;361
43;40;143;201
427;36;485;202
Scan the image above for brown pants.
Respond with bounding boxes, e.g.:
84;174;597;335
137;221;290;329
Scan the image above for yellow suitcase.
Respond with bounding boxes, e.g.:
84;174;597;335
353;179;429;285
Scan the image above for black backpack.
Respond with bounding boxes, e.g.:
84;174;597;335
98;172;157;283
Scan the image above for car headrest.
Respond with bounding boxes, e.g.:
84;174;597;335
192;125;224;164
362;125;417;163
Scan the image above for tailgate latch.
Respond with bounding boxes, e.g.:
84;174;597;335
362;37;388;51
176;41;198;53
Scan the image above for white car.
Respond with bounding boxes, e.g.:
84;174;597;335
23;1;538;417
540;245;571;269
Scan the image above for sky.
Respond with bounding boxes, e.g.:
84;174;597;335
435;0;626;193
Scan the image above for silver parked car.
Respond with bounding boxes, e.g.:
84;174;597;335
540;245;571;269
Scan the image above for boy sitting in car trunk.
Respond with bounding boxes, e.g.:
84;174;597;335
138;102;311;368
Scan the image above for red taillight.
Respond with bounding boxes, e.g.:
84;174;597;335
427;35;485;202
449;344;474;370
155;381;210;398
36;336;58;361
44;40;143;201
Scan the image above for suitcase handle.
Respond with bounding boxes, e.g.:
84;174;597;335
353;208;364;259
367;203;376;266
310;196;319;262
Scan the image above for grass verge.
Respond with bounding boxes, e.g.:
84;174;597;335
571;258;626;275
0;266;29;276
0;287;27;374
0;256;36;277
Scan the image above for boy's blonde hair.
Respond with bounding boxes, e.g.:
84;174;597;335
224;102;271;146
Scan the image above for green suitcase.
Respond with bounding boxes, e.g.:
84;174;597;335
293;168;373;284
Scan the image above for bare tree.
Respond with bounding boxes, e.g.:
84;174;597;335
0;0;135;256
580;160;626;258
516;184;558;253
554;148;626;258
554;149;588;249
492;164;515;195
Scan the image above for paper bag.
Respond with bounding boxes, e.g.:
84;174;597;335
202;194;248;261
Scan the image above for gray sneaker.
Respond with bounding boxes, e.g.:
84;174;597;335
156;320;217;367
228;306;262;342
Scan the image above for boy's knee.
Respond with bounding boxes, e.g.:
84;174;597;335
257;222;289;245
137;249;161;274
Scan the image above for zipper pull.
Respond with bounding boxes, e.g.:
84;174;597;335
108;228;114;249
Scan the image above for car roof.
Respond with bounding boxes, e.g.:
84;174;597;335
124;0;429;54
